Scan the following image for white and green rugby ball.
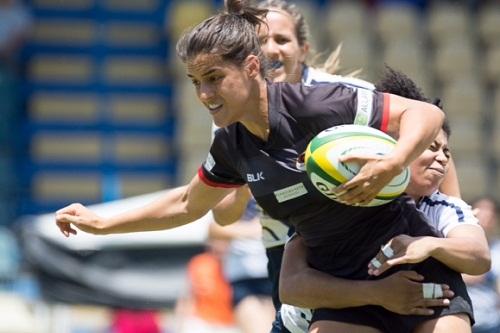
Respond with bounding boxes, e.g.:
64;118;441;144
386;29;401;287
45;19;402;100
305;124;410;207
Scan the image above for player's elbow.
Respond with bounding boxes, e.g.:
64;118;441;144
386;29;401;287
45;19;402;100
183;202;210;223
469;248;491;275
461;244;491;275
212;207;242;226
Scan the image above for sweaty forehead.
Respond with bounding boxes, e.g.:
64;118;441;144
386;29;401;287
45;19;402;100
186;54;221;74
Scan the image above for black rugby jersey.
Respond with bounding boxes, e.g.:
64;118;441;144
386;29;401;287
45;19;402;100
200;82;424;247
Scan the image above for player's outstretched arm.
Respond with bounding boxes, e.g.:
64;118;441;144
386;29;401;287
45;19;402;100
279;235;453;316
55;174;234;237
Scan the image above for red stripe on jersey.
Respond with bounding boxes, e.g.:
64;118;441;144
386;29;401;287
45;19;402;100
381;93;390;133
197;168;242;188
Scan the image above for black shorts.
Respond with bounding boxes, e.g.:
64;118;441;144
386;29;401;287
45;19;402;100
266;245;285;310
270;310;292;333
230;277;273;307
311;257;474;332
306;201;474;331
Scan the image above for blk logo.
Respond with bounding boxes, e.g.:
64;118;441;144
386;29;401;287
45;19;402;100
247;172;265;182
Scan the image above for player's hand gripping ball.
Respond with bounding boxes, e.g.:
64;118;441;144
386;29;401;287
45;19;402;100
305;125;410;207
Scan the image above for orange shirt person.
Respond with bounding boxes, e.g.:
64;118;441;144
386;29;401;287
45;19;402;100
187;249;234;325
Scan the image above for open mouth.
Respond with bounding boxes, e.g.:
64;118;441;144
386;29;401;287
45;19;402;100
269;60;283;70
207;103;223;114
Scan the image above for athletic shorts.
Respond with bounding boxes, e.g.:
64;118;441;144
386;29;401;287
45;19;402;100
266;245;285;310
311;257;474;332
231;277;273;307
306;201;474;331
270;310;292;333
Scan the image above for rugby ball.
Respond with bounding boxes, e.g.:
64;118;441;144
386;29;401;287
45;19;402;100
305;124;410;206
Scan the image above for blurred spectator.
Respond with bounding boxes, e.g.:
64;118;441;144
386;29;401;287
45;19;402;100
0;0;31;227
463;196;500;333
209;201;275;333
174;231;237;333
111;309;161;333
0;0;31;66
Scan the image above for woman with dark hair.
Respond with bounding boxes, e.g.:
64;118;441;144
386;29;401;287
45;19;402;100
55;1;472;332
207;3;376;331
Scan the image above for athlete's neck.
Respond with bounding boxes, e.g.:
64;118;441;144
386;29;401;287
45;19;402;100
240;79;270;141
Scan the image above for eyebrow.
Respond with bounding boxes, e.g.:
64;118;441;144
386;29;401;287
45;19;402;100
187;68;218;79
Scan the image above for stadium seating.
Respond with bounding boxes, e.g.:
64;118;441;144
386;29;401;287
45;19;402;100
484;44;500;86
167;0;214;41
23;0;174;214
324;1;369;46
336;35;377;80
17;0;500;214
441;77;484;155
32;20;96;46
32;172;102;203
441;77;484;121
477;2;500;47
454;156;488;202
427;2;469;45
382;40;430;94
375;2;420;45
32;0;93;10
29;93;99;123
293;0;324;51
493;88;500;156
28;55;94;84
432;38;478;85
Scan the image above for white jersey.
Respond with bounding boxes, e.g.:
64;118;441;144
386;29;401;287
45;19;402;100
281;191;480;333
302;66;375;90
221;201;270;282
223;235;270;282
416;191;480;237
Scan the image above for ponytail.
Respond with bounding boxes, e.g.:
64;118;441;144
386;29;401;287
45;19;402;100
177;0;268;76
226;0;268;26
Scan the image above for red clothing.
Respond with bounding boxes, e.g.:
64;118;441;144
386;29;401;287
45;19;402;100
111;309;160;333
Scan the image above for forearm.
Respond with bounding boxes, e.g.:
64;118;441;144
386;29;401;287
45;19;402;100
280;267;378;309
103;186;203;234
279;236;448;314
429;236;491;275
280;235;379;309
387;96;444;170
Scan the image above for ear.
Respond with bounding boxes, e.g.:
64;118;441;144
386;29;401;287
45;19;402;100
244;55;261;78
299;42;310;63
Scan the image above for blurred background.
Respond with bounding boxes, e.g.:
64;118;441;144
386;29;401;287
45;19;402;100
0;0;499;332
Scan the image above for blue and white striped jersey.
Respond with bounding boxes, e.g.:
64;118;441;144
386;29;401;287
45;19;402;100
416;191;480;237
